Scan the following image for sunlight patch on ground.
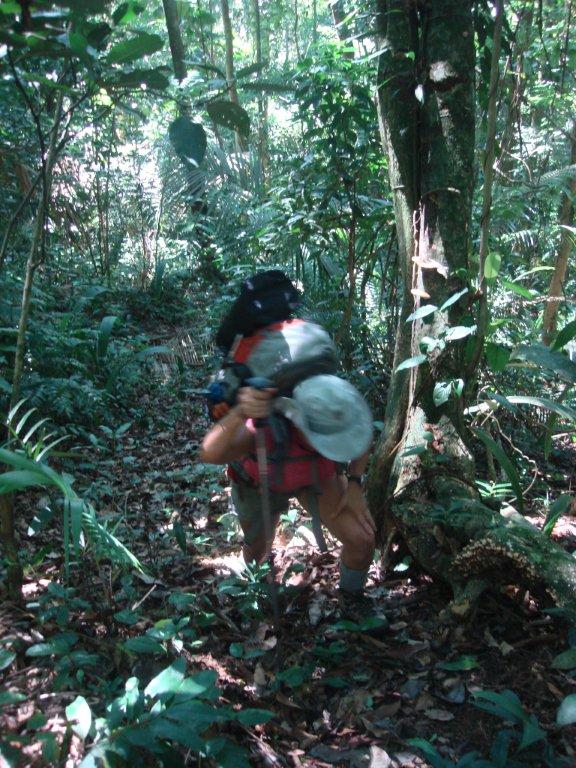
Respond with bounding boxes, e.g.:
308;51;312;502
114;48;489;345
197;551;246;575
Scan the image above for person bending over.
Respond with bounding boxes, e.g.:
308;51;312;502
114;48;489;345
199;374;377;603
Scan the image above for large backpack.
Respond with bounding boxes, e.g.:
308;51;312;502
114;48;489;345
215;270;301;353
207;271;338;419
207;318;338;419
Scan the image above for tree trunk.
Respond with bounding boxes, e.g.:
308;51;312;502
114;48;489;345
162;0;188;83
1;90;64;599
252;0;269;188
466;0;504;380
330;0;354;59
541;121;576;345
220;0;248;151
370;0;576;623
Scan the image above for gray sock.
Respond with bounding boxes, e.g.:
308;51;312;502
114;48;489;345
339;563;369;594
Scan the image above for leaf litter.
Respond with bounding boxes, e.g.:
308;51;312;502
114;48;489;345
0;363;575;766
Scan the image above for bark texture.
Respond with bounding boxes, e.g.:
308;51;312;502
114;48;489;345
370;0;576;622
542;121;576;345
162;0;188;83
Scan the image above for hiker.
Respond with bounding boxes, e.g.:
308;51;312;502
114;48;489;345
199;271;379;605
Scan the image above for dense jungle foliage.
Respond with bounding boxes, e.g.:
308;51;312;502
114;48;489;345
0;0;575;766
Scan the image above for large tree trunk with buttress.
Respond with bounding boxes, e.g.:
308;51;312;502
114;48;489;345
369;0;576;623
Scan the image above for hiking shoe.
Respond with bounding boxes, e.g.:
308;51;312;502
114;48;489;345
335;589;389;638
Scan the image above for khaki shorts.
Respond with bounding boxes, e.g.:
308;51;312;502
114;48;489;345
230;480;293;545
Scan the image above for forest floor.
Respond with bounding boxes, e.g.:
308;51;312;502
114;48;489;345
1;343;576;767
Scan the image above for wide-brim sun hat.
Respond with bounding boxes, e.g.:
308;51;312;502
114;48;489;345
274;374;373;462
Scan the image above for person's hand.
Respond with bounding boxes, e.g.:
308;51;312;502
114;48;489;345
336;480;375;537
237;386;276;420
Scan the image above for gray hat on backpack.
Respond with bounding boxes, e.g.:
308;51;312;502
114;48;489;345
274;374;373;462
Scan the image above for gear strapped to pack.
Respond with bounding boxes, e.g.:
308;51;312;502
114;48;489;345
206;271;341;554
206;318;339;421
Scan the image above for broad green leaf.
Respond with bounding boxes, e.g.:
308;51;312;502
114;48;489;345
406;739;443;763
419;336;445;354
551;648;576;670
473;428;523;512
472;689;527;723
20;73;74;92
114;609;140;625
97;315;118;359
433;379;463;407
107;32;163;64
406;304;437;322
552;318;576;351
0;376;11;393
106;67;170;90
0;469;48;493
444;325;476;342
543;495;573;537
69;651;101;667
0;691;26;706
484;251;502;280
505;395;576;423
439;287;468;312
26;713;47;729
123;636;166;655
396;354;427;372
169;116;207;167
514;265;554;280
557;694;576;726
145;658;186;698
486;392;517;413
173;520;187;553
207;100;250;138
485;342;510;372
0;649;16;671
518;719;546;751
65;696;92;740
176;669;218;698
134;345;171;361
509;342;576;384
148;718;205;750
501;279;533;299
112;1;144;26
433;381;451;407
204;737;253;768
235;708;274;726
26;633;78;657
229;642;244;658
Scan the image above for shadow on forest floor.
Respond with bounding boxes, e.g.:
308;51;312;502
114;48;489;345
1;362;575;767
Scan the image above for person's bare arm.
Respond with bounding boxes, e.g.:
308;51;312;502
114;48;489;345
198;387;275;464
199;405;252;463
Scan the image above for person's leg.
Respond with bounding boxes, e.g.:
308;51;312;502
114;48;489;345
298;475;375;593
230;481;289;564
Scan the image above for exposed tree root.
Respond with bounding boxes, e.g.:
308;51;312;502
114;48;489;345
385;414;576;624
